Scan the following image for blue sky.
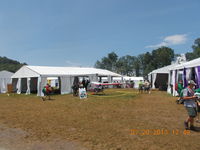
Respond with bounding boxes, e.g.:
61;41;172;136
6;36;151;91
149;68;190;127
0;0;200;67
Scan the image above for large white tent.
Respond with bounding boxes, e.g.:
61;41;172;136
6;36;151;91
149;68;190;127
0;70;14;93
148;54;187;90
148;63;179;90
169;57;200;96
171;57;200;70
11;66;121;96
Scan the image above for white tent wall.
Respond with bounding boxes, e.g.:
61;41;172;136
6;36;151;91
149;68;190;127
0;78;12;93
0;71;14;93
186;68;192;81
152;73;157;89
26;78;31;95
88;74;98;82
60;76;72;94
195;67;200;87
37;77;47;96
16;78;21;94
167;71;172;94
107;75;112;83
148;74;151;83
172;70;178;96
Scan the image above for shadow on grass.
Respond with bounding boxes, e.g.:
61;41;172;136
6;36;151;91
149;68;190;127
192;126;200;132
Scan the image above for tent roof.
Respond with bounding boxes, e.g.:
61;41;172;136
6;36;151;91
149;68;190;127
12;66;122;78
149;63;180;75
171;57;200;70
0;70;14;78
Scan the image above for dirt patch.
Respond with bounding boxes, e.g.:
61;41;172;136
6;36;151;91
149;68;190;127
0;124;86;150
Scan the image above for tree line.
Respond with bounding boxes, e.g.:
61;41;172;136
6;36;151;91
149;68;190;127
0;56;27;72
95;37;200;77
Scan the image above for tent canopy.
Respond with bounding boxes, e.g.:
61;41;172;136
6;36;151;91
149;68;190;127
171;57;200;70
149;63;180;75
12;66;121;78
11;66;121;96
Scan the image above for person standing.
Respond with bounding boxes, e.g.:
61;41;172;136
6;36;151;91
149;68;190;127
138;80;144;93
42;83;52;101
144;80;151;94
182;80;197;130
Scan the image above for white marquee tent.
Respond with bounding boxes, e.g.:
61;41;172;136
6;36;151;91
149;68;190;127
148;63;179;89
0;70;14;93
148;54;187;90
168;57;200;96
171;57;200;70
11;66;121;96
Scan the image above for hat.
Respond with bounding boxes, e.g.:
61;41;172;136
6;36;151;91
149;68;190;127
188;80;196;85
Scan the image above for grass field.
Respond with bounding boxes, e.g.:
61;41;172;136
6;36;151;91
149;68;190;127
0;89;200;150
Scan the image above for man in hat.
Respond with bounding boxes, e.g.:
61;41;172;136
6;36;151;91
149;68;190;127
182;80;198;130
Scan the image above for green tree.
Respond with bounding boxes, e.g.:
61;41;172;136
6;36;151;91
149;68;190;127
0;56;27;72
94;52;118;72
185;38;200;61
116;55;135;76
192;38;200;59
151;46;174;68
133;57;141;76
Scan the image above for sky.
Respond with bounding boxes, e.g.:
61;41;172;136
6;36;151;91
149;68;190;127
0;0;200;67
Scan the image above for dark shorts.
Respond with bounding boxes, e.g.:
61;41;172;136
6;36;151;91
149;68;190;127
197;105;200;113
185;107;197;118
139;86;143;90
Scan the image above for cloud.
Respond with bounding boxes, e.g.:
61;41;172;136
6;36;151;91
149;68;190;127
146;34;187;49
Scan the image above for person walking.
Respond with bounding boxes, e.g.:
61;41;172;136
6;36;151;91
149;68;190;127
182;80;198;130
